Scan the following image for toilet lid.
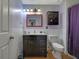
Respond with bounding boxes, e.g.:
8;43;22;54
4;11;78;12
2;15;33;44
52;43;64;49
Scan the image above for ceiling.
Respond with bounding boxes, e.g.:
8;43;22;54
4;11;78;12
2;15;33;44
22;0;63;5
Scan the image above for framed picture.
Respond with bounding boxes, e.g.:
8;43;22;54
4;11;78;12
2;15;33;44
47;11;59;25
26;14;43;27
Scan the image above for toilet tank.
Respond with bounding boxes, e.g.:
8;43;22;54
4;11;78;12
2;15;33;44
47;35;63;50
48;35;63;44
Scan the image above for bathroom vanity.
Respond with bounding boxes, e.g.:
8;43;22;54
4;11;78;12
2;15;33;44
23;35;47;57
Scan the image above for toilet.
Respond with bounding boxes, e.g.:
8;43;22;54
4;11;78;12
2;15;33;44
52;43;64;52
48;35;64;59
48;35;64;53
52;43;64;59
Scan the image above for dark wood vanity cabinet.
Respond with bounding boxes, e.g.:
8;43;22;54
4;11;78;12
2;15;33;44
23;35;47;57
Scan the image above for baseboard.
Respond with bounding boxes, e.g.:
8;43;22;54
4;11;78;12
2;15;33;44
64;52;77;59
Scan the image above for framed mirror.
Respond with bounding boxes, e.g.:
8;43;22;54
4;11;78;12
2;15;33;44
26;14;43;27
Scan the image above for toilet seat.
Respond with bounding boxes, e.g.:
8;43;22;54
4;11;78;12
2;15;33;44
52;43;64;52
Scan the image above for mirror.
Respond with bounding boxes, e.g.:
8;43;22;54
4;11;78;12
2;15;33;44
26;14;43;27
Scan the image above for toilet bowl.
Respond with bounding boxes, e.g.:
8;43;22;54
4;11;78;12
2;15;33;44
52;43;64;59
52;43;64;52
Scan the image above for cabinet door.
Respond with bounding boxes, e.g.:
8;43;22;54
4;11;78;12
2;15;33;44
0;45;9;59
0;33;10;59
1;0;9;32
23;35;47;57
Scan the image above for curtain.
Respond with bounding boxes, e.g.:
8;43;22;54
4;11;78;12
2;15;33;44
68;4;79;58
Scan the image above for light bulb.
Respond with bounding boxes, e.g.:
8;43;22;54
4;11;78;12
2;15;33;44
26;9;30;12
23;9;26;12
30;9;33;12
38;9;41;12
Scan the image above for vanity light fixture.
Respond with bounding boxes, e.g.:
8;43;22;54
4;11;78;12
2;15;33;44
26;8;42;14
26;8;41;12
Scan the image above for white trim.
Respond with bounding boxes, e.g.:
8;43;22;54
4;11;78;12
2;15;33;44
0;32;9;34
64;52;77;59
